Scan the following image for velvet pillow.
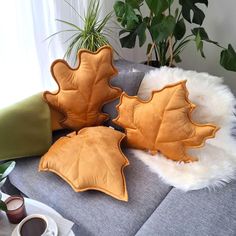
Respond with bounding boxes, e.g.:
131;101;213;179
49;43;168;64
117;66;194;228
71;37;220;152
43;46;122;131
0;93;52;161
113;81;219;162
39;126;129;201
102;71;144;130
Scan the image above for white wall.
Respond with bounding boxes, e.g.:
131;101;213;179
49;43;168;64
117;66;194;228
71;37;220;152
179;0;236;95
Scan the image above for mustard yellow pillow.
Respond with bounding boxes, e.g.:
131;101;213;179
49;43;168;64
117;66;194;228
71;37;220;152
39;126;129;201
49;105;64;131
113;81;219;162
43;46;122;131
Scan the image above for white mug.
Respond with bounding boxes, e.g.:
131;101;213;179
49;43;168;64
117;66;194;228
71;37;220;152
17;214;54;236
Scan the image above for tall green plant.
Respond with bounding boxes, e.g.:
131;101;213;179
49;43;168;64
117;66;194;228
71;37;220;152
114;0;236;71
48;0;113;64
0;161;15;212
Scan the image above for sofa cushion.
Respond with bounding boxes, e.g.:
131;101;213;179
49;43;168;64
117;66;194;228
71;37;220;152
39;127;129;201
102;71;145;130
0;93;52;161
136;182;236;236
8;149;171;236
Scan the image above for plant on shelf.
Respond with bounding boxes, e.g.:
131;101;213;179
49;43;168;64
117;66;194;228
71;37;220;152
48;0;113;64
0;161;15;212
114;0;236;71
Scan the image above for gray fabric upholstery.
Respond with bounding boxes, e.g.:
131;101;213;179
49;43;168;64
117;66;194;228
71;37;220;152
103;71;145;130
136;183;236;236
8;150;171;236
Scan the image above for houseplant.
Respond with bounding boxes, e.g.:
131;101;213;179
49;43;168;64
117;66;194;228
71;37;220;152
48;0;113;64
0;161;15;212
114;0;236;71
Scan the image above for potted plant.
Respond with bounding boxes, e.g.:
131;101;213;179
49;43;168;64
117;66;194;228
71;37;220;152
48;0;113;64
0;161;16;212
114;0;236;71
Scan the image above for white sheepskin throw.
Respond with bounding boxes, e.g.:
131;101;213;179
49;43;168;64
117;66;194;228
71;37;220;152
130;66;236;191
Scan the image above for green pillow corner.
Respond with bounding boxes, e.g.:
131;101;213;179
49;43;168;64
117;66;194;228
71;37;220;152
0;93;52;161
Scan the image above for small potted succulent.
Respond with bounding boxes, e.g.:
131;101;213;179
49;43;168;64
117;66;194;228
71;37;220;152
0;161;16;212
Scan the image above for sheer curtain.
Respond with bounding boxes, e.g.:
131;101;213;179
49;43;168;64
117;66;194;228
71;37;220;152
0;0;89;108
0;0;139;109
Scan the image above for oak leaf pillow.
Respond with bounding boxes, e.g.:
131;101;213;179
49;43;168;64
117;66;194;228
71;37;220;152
113;81;219;163
39;126;129;201
43;45;122;131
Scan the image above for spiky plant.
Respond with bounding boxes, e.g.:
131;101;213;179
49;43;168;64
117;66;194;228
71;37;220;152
48;0;113;64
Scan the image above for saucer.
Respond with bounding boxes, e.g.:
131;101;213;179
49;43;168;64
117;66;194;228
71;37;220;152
11;214;58;236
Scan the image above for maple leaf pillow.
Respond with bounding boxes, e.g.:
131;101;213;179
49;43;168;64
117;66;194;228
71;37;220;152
113;81;219;163
39;126;129;201
102;70;145;130
43;46;122;131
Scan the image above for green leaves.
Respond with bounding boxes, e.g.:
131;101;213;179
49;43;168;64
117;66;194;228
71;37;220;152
114;0;236;73
0;161;15;189
174;18;186;40
126;0;143;9
220;44;236;72
0;188;7;211
0;161;15;181
0;200;7;212
192;27;218;44
114;0;147;48
0;192;7;212
0;161;15;211
150;15;176;43
47;0;112;64
179;0;208;25
195;30;205;58
191;28;236;72
120;21;147;48
174;54;182;63
0;163;15;213
114;1;139;29
145;0;169;17
192;27;219;58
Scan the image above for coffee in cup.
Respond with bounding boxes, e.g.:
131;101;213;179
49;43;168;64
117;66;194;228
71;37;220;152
17;214;53;236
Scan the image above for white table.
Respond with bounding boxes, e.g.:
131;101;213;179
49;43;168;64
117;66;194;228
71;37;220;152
0;192;75;236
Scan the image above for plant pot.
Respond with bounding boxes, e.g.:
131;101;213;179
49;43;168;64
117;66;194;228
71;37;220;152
144;60;175;68
144;60;161;68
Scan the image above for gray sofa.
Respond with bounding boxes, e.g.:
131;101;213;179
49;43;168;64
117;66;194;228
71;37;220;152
3;61;236;236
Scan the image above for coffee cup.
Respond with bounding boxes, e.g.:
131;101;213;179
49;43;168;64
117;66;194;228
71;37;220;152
16;214;54;236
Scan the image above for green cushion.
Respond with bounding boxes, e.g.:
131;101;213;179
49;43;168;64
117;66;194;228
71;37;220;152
0;93;52;161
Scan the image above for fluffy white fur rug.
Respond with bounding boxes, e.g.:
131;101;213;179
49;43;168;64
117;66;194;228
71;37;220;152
130;66;236;191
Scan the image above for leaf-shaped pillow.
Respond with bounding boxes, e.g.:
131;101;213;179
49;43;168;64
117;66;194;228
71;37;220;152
39;126;129;201
113;81;219;162
43;46;122;131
